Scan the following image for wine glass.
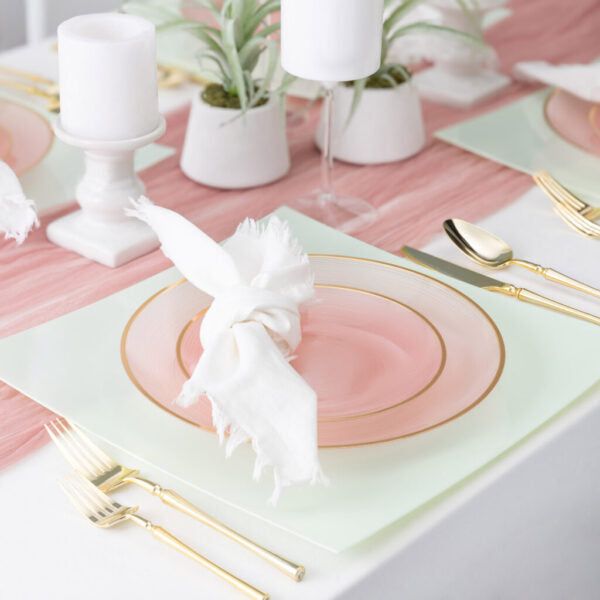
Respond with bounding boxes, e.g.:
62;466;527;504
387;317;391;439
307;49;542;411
280;0;384;229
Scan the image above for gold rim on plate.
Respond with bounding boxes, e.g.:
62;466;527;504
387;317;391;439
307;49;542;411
588;104;600;139
173;283;448;422
0;97;54;175
0;124;13;161
542;88;600;155
120;254;505;447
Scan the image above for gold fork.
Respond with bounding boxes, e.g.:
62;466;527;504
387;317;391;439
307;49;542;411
60;472;269;600
533;171;600;238
0;78;60;113
46;419;305;582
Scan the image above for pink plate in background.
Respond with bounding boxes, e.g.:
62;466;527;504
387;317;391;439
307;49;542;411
544;89;600;156
121;255;505;447
0;99;53;175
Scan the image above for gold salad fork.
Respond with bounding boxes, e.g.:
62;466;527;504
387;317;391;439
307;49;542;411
61;472;269;600
533;171;600;238
46;419;305;581
0;78;60;113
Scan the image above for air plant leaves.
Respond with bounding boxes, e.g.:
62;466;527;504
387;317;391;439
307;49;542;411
124;0;287;112
347;0;489;126
387;21;486;48
222;17;247;109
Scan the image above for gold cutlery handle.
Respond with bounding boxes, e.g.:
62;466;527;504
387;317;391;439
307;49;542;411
583;206;600;220
127;514;269;600
0;64;55;85
130;477;304;581
512;260;600;299
492;285;600;326
543;268;600;299
0;78;54;100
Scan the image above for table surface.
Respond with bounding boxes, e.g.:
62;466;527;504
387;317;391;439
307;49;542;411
2;1;600;598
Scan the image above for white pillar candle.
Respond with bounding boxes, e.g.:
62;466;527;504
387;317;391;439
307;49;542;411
280;0;384;82
58;13;159;141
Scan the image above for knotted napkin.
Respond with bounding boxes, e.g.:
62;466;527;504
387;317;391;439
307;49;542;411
0;160;38;245
513;61;600;102
127;197;324;503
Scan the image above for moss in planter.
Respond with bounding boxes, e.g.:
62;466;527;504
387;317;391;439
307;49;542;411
345;65;412;89
202;83;269;109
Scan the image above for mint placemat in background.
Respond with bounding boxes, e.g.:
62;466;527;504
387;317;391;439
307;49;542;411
436;89;600;203
0;208;598;552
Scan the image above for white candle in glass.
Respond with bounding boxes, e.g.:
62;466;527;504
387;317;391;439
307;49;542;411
281;0;384;82
280;0;384;230
58;13;159;141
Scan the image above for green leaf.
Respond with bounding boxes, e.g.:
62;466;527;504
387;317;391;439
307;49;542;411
346;77;367;127
387;21;485;47
244;0;280;37
383;0;424;35
250;39;278;108
222;18;247;110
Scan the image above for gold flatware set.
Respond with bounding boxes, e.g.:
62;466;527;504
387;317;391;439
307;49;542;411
534;170;600;239
0;64;209;113
61;473;268;600
47;418;304;599
404;204;600;326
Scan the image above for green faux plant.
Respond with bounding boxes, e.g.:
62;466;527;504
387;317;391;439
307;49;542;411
347;0;487;118
123;0;292;111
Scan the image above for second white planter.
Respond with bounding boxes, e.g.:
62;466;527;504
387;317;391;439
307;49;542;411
315;81;426;165
181;92;291;189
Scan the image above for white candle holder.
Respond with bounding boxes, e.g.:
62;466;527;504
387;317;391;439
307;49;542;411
47;116;165;267
412;0;510;108
280;0;384;230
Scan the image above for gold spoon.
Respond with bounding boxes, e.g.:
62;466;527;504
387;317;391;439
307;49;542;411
444;218;600;299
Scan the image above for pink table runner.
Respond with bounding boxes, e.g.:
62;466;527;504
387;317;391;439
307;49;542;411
1;0;599;470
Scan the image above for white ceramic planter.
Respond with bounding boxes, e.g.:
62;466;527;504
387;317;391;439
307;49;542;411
316;81;426;165
180;93;290;189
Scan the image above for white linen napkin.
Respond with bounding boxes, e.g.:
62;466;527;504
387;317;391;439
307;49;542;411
127;197;324;503
513;61;600;102
0;160;38;245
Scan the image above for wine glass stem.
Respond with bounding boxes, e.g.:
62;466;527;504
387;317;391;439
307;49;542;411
320;85;335;201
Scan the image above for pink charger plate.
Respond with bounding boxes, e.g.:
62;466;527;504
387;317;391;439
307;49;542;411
544;88;600;156
0;98;53;175
121;255;505;447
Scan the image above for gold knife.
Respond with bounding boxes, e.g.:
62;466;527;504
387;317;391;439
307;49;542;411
402;246;600;327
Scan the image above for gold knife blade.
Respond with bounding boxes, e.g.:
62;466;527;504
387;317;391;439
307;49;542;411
402;246;600;327
402;246;506;290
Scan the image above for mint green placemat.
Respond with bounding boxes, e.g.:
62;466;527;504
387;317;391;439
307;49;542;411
436;89;600;202
0;208;598;552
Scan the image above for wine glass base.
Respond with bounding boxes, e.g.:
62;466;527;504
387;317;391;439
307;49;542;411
290;191;377;231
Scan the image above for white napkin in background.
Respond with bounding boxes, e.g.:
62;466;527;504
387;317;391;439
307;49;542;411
0;160;38;244
425;186;600;318
127;198;324;504
513;61;600;102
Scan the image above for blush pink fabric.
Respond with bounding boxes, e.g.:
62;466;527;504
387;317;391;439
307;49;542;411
1;0;599;468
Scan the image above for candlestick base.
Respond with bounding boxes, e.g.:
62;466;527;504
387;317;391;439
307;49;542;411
47;117;166;268
413;65;510;108
291;191;377;233
46;211;158;268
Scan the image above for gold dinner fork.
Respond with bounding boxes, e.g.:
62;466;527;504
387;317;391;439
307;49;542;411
45;419;305;582
533;171;600;238
60;472;269;600
0;78;60;113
